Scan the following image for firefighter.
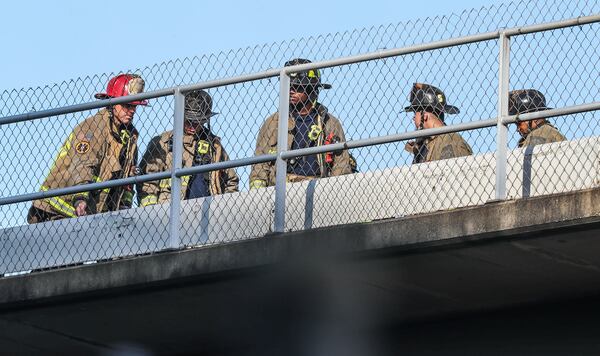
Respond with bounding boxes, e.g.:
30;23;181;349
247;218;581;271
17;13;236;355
27;74;146;223
137;89;238;206
509;89;566;147
404;82;472;163
249;58;351;188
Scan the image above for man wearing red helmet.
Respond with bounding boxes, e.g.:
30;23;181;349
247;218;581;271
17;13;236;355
27;74;147;223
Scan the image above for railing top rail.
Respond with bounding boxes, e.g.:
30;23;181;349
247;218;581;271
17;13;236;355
1;14;598;127
0;88;175;126
279;14;600;75
0;154;277;207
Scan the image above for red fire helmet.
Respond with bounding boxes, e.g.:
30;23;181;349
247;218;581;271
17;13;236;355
94;74;148;106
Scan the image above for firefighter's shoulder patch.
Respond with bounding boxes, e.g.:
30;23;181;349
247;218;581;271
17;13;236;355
75;140;90;154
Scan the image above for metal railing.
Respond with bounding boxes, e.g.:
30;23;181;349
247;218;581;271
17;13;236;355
0;8;598;274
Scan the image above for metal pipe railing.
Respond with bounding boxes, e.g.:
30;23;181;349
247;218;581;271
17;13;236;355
503;14;600;36
169;89;185;248
1;102;598;208
0;154;277;206
274;72;291;232
0;88;176;126
496;32;511;200
276;14;600;74
0;171;171;206
503;101;600;124
279;102;600;160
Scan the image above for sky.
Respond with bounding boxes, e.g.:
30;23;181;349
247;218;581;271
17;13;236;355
0;0;500;92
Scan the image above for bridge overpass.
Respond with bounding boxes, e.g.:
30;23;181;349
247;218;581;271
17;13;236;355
2;138;600;354
1;185;600;354
0;9;598;354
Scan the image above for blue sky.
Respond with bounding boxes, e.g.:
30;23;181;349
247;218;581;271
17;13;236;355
0;0;499;92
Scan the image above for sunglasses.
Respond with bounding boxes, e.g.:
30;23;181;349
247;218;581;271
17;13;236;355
120;104;138;111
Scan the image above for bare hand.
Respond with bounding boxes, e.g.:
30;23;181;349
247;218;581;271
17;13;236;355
75;200;87;216
130;165;140;176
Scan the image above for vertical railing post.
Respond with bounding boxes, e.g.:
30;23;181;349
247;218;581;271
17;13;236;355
274;71;290;233
169;88;185;248
496;32;510;200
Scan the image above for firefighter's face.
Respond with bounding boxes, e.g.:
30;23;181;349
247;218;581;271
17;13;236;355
516;121;529;137
413;111;438;130
290;86;309;105
113;104;137;125
184;119;204;134
413;111;428;129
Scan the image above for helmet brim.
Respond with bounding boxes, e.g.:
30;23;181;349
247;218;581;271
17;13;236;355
94;93;148;106
404;104;460;115
511;106;552;116
185;111;219;122
291;83;332;90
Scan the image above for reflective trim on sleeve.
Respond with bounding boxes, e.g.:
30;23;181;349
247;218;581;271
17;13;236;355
250;180;267;189
140;195;158;207
40;186;76;217
159;176;190;189
73;190;90;199
92;176;110;193
159;179;171;189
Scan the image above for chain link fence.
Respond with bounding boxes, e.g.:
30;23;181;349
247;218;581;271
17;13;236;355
0;0;598;275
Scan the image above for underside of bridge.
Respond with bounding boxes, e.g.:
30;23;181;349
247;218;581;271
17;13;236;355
2;188;600;355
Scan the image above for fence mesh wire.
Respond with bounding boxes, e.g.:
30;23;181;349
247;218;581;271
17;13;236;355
0;0;598;275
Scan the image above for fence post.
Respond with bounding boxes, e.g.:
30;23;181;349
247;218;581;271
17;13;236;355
169;88;185;248
274;71;290;233
496;32;510;200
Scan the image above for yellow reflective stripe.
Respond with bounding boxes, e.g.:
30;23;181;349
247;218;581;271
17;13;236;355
49;133;74;172
141;195;158;207
40;186;76;217
57;133;74;160
159;179;170;189
250;180;267;189
74;191;90;198
159;176;190;189
120;130;131;144
93;176;110;193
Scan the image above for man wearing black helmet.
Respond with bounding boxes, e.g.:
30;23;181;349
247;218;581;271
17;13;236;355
137;90;239;206
249;58;352;188
404;83;472;163
508;89;566;148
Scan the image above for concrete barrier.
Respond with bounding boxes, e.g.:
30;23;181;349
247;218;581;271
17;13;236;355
1;136;598;274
